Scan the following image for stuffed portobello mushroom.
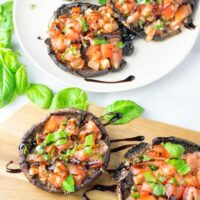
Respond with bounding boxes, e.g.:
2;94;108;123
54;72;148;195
115;137;200;200
19;108;110;194
46;3;134;78
110;0;196;41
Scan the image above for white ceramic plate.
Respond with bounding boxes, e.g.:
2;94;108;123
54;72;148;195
13;0;200;93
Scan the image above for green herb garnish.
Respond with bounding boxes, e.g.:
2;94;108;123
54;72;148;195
80;19;88;32
117;41;125;49
98;0;107;5
131;192;140;198
152;183;166;196
45;130;68;145
84;134;94;154
62;174;75;192
144;171;157;183
94;38;107;45
163;142;185;158
167;159;190;175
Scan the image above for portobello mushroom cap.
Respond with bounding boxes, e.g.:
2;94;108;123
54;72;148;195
46;2;134;78
109;0;197;41
19;108;110;194
116;137;200;200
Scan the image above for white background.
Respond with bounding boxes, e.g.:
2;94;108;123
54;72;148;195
0;32;200;131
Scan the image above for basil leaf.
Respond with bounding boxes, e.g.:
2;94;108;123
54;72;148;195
84;134;94;154
62;174;75;192
152;183;166;196
0;1;13;48
26;84;53;109
167;159;190;175
163;142;185;158
4;50;20;73
0;61;15;108
144;171;157;183
45;130;68;145
103;100;144;124
80;19;88;32
50;87;88;110
15;66;29;95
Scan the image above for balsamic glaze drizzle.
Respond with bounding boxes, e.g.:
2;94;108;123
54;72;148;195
83;185;117;200
111;144;136;153
111;136;144;143
84;75;135;84
6;161;22;174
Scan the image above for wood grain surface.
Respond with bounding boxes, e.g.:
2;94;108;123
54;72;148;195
0;103;199;200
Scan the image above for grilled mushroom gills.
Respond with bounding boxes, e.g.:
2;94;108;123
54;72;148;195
110;0;196;41
19;108;110;194
116;137;200;200
46;3;135;78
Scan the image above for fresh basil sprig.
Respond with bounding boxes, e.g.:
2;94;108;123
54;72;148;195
15;65;29;95
26;84;53;109
0;1;13;48
50;87;88;110
103;100;144;125
0;59;15;108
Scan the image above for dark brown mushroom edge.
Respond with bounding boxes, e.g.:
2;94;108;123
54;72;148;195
110;0;196;41
19;108;110;194
114;137;200;200
46;2;135;78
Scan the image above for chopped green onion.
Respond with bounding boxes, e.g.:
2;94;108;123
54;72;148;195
169;177;178;185
157;0;162;4
54;139;68;146
35;143;45;154
45;130;68;145
152;183;166;196
143;155;152;162
156;23;164;30
42;154;51;161
84;134;94;154
117;41;125;49
94;38;107;45
69;46;78;55
80;19;88;32
98;0;107;5
62;174;75;192
149;165;158;171
144;172;157;183
131;192;140;198
167;159;190;175
158;174;166;183
66;146;75;157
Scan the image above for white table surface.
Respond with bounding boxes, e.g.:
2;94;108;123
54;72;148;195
0;33;200;132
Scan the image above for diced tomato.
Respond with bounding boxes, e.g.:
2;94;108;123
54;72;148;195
141;5;153;17
146;145;170;159
44;116;66;133
101;44;113;58
110;48;122;69
70;58;85;69
68;165;86;185
183;174;199;187
100;59;111;69
88;60;100;70
162;4;175;20
86;45;101;60
130;164;150;175
166;184;176;198
141;183;153;194
65;29;80;41
74;149;89;162
133;173;145;185
175;4;192;22
71;7;81;13
166;185;185;199
184;152;200;172
183;187;198;200
48;172;66;188
126;11;140;24
51;35;67;52
139;195;157;200
160;163;176;177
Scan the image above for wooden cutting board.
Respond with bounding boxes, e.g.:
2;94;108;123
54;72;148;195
0;103;200;200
